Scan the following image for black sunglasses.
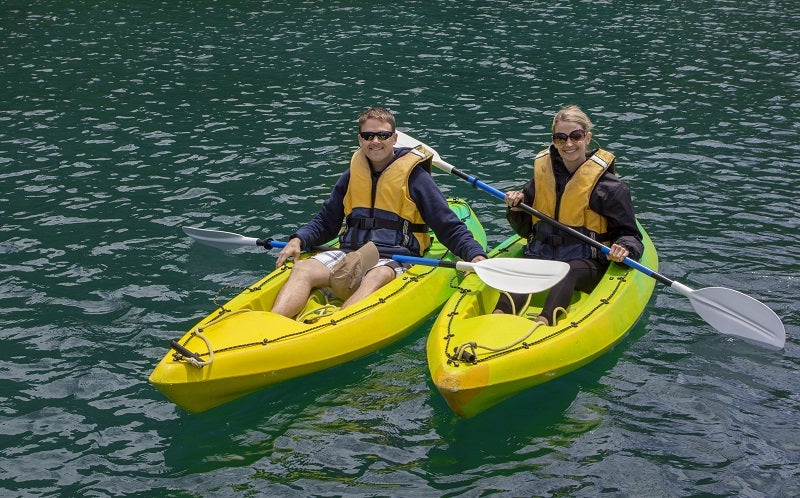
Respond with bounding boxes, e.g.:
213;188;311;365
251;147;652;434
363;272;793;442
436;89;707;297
359;130;394;141
552;129;587;145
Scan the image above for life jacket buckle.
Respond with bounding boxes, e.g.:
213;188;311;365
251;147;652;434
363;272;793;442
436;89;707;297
354;218;377;229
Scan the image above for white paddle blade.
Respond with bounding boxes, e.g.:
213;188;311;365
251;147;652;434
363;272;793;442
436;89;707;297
395;130;422;149
182;226;260;250
396;130;456;173
676;284;786;349
457;258;570;294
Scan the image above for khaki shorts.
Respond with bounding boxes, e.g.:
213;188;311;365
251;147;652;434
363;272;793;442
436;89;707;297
312;242;407;299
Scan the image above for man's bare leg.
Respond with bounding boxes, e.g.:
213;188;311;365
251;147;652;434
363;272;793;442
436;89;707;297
340;266;395;309
271;259;331;317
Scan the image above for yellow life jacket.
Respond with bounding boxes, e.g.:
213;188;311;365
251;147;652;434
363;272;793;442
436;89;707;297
342;145;432;255
531;148;615;236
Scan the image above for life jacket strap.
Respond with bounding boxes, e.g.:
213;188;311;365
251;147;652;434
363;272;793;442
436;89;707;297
532;231;611;246
346;216;428;233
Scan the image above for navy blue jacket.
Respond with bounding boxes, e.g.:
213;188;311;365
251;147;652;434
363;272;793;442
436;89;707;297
507;147;643;260
293;148;486;262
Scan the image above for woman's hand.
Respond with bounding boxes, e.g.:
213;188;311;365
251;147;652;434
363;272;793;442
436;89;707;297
607;243;630;263
505;191;524;210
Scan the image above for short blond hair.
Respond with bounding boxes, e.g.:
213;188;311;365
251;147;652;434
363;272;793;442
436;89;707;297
552;104;593;133
358;107;396;131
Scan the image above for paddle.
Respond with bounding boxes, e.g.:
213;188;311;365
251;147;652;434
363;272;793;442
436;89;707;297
392;254;569;294
183;227;569;293
183;226;315;251
396;131;786;349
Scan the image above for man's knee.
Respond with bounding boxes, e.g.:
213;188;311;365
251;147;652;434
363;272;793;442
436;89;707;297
287;258;329;284
362;265;396;287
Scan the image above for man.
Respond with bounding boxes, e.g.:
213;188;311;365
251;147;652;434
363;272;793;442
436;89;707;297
271;107;486;317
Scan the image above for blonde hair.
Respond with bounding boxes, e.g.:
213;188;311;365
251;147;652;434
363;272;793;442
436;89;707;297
552;104;593;133
358;107;396;131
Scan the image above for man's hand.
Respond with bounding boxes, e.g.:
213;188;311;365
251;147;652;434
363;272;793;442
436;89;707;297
275;237;303;267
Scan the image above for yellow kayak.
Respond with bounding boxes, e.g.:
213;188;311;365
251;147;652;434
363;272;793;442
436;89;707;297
427;222;658;418
150;198;487;413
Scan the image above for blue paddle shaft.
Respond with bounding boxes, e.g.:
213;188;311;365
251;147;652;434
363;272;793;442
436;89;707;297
258;239;285;249
392;254;456;269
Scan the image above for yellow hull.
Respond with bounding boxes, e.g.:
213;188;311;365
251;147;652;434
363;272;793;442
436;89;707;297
150;198;486;412
427;222;658;418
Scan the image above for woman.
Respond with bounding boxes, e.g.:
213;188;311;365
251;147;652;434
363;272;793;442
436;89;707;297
494;105;643;325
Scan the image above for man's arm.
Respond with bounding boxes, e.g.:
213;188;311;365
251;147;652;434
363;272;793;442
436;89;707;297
409;168;486;262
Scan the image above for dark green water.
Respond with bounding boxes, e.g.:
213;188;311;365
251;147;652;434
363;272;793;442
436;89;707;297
2;1;798;496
